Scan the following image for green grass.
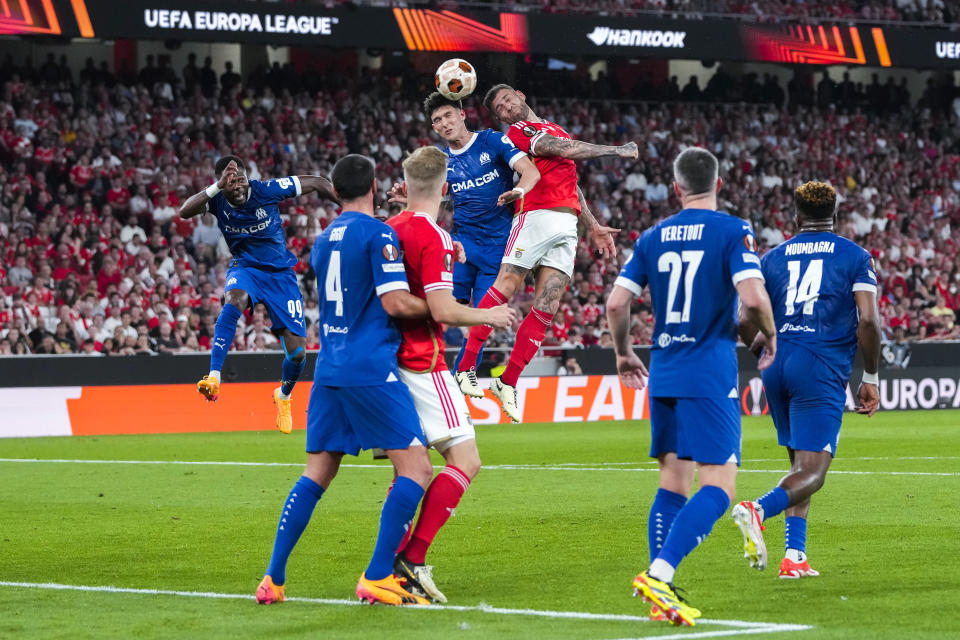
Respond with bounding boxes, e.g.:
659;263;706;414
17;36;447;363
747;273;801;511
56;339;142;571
2;411;959;639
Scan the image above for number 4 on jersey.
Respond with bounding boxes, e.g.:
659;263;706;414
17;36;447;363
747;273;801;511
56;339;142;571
326;250;344;316
786;259;823;315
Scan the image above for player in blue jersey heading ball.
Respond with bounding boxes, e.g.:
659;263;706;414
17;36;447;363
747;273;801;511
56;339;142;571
256;154;437;607
390;92;540;381
179;157;337;433
733;181;881;579
607;147;777;626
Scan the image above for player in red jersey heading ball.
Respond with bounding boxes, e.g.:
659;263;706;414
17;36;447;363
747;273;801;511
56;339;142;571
455;84;638;422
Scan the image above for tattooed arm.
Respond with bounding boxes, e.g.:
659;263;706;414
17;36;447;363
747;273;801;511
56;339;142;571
577;185;620;258
533;135;638;161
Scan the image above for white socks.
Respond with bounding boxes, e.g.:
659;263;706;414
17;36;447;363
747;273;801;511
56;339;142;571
785;548;806;563
649;558;676;584
208;370;221;383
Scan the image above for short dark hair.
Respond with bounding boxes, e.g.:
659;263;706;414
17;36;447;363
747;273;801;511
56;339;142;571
423;92;460;119
214;155;244;178
483;83;514;111
331;154;375;201
673;147;718;196
794;181;837;220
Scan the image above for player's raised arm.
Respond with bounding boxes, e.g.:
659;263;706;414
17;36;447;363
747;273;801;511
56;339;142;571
576;185;620;258
296;175;339;204
854;289;882;416
736;276;777;370
179;160;239;219
496;155;540;206
533;134;638;161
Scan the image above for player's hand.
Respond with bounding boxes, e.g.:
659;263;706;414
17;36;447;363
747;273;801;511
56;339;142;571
748;331;766;358
756;333;777;371
617;142;639;160
217;160;239;189
616;351;648;390
589;224;621;258
497;188;524;207
387;181;407;205
484;304;519;329
453;241;467;264
855;382;879;417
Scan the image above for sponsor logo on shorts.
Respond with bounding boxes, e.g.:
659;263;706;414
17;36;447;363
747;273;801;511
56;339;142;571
227;277;238;285
383;244;399;261
514;248;524;258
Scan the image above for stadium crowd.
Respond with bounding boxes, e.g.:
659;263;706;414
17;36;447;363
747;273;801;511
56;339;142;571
333;0;957;24
1;54;959;357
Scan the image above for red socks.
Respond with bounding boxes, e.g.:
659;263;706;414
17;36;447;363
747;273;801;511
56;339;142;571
399;465;471;564
501;307;552;387
457;286;507;372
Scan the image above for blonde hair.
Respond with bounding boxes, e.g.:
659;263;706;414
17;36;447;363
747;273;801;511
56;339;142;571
402;146;448;198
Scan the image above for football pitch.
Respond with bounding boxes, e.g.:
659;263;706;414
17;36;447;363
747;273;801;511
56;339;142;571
2;410;958;639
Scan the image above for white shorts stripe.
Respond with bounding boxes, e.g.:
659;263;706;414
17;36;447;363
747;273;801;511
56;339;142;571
504;210;526;256
399;369;474;448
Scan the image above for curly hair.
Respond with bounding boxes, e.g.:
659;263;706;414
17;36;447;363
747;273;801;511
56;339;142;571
794;181;837;220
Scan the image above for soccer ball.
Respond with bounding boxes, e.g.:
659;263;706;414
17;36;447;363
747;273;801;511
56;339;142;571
435;58;477;101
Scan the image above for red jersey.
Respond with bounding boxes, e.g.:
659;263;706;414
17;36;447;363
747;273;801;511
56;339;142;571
507;120;580;213
387;211;455;373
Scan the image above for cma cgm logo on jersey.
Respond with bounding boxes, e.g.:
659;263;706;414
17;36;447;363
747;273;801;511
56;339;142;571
586;26;686;48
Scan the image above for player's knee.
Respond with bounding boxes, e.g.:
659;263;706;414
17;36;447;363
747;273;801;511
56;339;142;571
457;454;481;480
409;458;434;488
225;290;249;309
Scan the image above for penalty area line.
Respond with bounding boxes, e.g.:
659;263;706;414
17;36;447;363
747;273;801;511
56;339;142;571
0;581;811;636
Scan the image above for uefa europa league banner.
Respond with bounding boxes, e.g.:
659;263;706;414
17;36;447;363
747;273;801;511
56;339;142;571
4;0;959;69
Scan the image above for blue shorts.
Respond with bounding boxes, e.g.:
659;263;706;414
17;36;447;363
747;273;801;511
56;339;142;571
306;382;426;456
649;396;742;465
224;265;305;337
452;235;502;304
762;346;846;456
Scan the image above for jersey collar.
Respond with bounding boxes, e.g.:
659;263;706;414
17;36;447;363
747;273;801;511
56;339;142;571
448;132;479;155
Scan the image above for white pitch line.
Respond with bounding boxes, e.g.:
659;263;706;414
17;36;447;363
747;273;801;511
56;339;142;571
0;458;957;477
0;581;812;638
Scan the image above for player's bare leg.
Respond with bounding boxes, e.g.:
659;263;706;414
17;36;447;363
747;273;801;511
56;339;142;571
456;263;527;395
492;266;568;422
774;448;830;578
274;329;306;434
396;439;480;603
199;288;249;401
258;451;343;603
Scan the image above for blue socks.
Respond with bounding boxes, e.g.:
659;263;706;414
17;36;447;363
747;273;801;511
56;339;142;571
757;486;790;522
785;516;807;553
656;485;730;569
279;337;306;397
648;488;687;564
366;476;424;580
266;475;325;585
210;303;243;372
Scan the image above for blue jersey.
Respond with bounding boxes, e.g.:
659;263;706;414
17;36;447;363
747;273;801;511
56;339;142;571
209;177;300;269
310;210;409;386
445;129;525;245
761;231;877;378
617;208;763;398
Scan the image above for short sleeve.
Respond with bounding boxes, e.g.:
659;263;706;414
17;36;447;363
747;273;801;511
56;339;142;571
852;250;878;294
615;237;647;296
493;132;526;170
370;223;409;297
507;122;547;156
419;224;455;293
730;225;764;286
255;176;302;204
